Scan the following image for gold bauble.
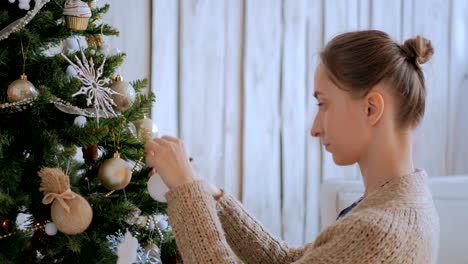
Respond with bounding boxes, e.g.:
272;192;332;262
7;74;39;102
134;116;159;141
110;75;136;111
98;152;132;190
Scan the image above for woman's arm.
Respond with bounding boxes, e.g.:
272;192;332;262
166;181;238;264
145;137;304;263
166;181;305;264
215;193;305;264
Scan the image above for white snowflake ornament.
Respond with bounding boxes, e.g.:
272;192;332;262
61;48;120;123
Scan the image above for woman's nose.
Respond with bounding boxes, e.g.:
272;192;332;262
311;116;322;137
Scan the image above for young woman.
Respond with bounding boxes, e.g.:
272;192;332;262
146;30;440;263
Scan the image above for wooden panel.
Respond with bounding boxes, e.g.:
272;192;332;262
412;0;450;176
322;0;365;180
371;0;402;40
179;0;226;184
151;0;179;136
358;0;371;29
324;0;359;42
304;0;324;242
281;0;307;246
243;0;282;236
447;0;468;174
105;1;151;83
401;0;414;40
222;0;244;198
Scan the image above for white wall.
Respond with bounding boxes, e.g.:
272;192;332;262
104;0;151;85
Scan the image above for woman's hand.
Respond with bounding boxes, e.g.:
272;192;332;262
145;136;196;189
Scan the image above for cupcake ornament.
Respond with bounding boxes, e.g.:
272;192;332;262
63;0;92;31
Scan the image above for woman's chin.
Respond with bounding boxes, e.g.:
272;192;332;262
332;154;356;166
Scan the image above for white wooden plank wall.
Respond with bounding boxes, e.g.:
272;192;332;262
242;0;283;236
151;0;179;137
104;0;151;85
146;0;467;245
304;0;323;242
447;0;468;175
281;0;307;245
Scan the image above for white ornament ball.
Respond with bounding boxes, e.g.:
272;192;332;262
66;65;78;79
155;214;169;230
74;115;87;127
45;222;58;236
65;36;88;54
147;173;169;203
18;0;31;10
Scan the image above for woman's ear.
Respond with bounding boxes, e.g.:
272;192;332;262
365;91;384;126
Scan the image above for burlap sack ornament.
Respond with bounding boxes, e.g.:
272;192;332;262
38;168;93;235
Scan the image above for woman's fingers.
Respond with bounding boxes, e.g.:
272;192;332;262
161;135;179;143
145;140;161;168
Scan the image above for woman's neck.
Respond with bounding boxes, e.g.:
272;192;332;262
358;130;414;198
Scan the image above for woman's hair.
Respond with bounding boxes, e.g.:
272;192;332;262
320;30;434;129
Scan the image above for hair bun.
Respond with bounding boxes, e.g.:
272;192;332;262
401;36;434;65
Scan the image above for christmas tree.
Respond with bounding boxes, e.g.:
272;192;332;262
0;0;179;263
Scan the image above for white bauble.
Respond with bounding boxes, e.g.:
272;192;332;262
154;214;168;231
74;115;87;127
18;0;31;10
45;222;58;236
65;36;88;54
66;65;78;79
147;173;169;203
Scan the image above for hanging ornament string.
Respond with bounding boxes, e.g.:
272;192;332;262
20;38;30;77
0;223;44;240
1;37;39;111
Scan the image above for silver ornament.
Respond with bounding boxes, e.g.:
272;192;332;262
134;116;159;141
143;243;162;264
110;75;136;111
98;151;132;190
7;74;39;102
128;122;138;138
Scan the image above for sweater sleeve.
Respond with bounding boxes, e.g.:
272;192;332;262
216;194;305;264
292;213;406;264
165;180;238;264
165;180;305;264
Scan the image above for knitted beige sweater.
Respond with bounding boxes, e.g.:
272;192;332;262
166;169;439;263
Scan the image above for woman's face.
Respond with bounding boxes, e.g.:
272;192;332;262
311;64;372;165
